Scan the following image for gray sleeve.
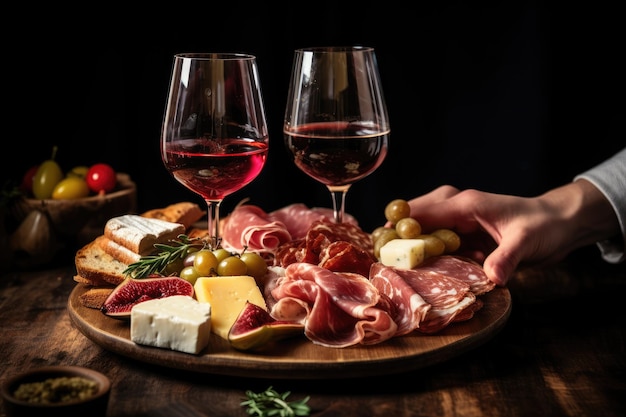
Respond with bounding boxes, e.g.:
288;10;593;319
574;147;626;263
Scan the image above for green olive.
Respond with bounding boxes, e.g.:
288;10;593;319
384;199;411;224
371;226;392;243
417;234;446;258
67;165;89;179
431;229;461;253
51;177;90;200
164;257;185;276
179;265;201;284
217;256;248;276
212;248;233;263
32;156;64;200
240;252;267;280
193;249;219;276
373;228;399;259
395;217;422;239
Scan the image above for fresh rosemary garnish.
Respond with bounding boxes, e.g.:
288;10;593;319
241;386;311;417
123;234;207;278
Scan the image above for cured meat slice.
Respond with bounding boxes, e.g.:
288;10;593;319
391;266;471;309
318;241;376;277
307;220;374;256
417;294;477;333
274;219;375;277
369;262;478;334
270;263;397;348
418;255;496;295
268;204;358;240
369;263;431;336
222;203;364;257
221;205;292;253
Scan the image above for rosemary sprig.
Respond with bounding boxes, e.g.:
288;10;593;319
241;386;311;417
123;234;207;278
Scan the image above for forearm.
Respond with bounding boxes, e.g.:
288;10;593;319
573;147;626;263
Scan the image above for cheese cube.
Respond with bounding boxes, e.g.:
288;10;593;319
379;239;425;269
194;276;267;340
130;295;211;354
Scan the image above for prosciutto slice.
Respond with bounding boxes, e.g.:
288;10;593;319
268;203;358;240
270;263;397;348
221;205;292;253
221;203;361;254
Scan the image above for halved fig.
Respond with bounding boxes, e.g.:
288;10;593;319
228;301;304;351
101;276;194;319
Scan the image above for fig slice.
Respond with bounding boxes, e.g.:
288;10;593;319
101;276;194;319
228;301;304;351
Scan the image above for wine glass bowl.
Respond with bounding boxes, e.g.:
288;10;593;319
284;46;390;223
161;53;269;248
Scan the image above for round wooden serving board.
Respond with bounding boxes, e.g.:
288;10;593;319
68;284;511;379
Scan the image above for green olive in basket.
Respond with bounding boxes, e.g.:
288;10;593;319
32;148;63;200
51;177;90;199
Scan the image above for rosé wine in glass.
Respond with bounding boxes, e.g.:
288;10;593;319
161;53;269;248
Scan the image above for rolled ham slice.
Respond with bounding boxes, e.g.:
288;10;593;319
221;203;360;254
268;203;358;240
221;205;292;253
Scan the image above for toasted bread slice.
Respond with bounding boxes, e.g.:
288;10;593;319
104;215;185;255
142;202;205;230
75;236;130;286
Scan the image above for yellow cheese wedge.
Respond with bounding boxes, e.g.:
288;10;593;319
379;238;425;269
194;276;267;340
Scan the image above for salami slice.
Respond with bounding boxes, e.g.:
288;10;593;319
418;255;496;295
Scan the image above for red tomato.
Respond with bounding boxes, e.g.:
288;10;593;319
20;165;39;194
86;163;117;193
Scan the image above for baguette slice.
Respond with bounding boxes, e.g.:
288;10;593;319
142;202;205;230
75;236;130;286
104;214;185;255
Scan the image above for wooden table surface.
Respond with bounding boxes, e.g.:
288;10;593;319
1;249;625;417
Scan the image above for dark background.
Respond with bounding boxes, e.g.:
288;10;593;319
3;1;623;233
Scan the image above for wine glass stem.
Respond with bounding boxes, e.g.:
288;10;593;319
327;185;351;223
206;199;222;249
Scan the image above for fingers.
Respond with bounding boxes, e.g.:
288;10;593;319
482;238;524;286
407;185;461;215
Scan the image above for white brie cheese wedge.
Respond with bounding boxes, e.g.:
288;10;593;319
379;238;425;269
130;295;211;354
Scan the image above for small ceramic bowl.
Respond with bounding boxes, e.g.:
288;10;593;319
1;366;111;417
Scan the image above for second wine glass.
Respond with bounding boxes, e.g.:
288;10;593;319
161;53;269;249
283;46;390;224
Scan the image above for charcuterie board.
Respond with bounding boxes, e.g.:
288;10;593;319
68;284;511;379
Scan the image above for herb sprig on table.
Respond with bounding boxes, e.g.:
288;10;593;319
241;386;311;417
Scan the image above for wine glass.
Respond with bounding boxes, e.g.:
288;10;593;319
283;46;390;223
161;53;269;249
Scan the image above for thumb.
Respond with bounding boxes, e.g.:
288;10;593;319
482;240;524;286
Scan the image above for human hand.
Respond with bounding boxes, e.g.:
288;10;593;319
397;180;616;286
